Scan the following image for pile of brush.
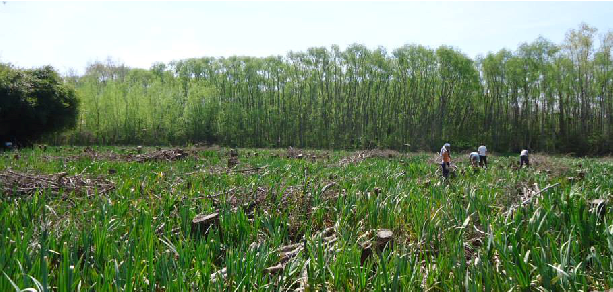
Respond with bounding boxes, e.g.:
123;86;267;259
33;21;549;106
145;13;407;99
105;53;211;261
0;169;114;196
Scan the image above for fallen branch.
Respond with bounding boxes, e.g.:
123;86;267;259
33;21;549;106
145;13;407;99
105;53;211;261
505;182;560;219
233;165;269;173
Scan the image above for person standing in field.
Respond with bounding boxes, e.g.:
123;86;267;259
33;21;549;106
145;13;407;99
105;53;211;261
440;143;451;178
469;151;480;167
520;149;530;167
478;145;487;168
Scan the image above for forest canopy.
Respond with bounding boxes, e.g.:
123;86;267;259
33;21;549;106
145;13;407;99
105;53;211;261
58;23;612;155
0;64;79;146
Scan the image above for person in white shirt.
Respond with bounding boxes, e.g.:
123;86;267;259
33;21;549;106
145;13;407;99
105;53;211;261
469;152;480;167
520;149;529;167
477;145;487;167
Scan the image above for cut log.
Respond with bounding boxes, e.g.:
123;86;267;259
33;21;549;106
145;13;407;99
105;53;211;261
191;212;219;235
264;263;285;274
321;182;336;194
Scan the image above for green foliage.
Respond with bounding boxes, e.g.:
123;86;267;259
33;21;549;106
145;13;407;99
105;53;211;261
61;23;613;154
0;64;78;146
1;147;612;290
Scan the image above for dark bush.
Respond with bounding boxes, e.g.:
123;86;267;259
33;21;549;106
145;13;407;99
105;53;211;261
0;64;78;147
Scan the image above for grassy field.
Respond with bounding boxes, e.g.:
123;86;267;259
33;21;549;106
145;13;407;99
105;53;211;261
1;146;612;291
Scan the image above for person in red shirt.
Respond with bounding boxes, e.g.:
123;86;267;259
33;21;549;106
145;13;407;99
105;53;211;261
440;143;451;178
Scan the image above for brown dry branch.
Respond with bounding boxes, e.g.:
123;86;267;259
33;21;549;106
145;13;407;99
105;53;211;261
233;165;269;174
0;169;114;196
132;148;188;162
504;182;560;220
44;148;189;163
264;227;338;275
337;149;401;167
285;147;330;161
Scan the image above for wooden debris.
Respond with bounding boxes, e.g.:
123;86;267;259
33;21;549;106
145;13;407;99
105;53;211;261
321;182;336;195
191;212;219;235
228;149;239;168
133;148;187;162
360;229;393;265
296;259;311;292
210;267;227;283
264;263;285;274
0;169;114;196
263;227;338;275
373;187;382;196
590;199;607;218
232;165;268;174
505;183;560;219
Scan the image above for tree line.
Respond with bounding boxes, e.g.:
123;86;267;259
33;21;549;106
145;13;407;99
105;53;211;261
57;23;612;154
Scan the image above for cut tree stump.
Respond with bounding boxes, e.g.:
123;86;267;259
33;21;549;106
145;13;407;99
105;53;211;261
360;229;393;264
590;199;607;218
191;212;219;235
228;157;238;168
373;187;382;196
375;229;393;249
137;146;143;154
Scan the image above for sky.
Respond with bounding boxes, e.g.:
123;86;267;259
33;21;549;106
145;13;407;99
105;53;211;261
0;1;612;74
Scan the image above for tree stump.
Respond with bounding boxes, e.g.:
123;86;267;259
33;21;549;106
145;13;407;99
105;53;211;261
228;157;238;168
590;199;607;218
373;187;382;196
137;146;143;154
375;229;393;250
191;212;219;235
360;229;393;265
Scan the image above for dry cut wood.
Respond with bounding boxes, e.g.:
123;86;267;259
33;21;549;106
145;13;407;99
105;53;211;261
191;212;219;235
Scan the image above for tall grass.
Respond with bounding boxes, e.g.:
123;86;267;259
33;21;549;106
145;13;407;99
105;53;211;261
1;147;612;290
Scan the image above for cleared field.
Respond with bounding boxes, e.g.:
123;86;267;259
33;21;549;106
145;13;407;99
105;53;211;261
1;146;612;291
